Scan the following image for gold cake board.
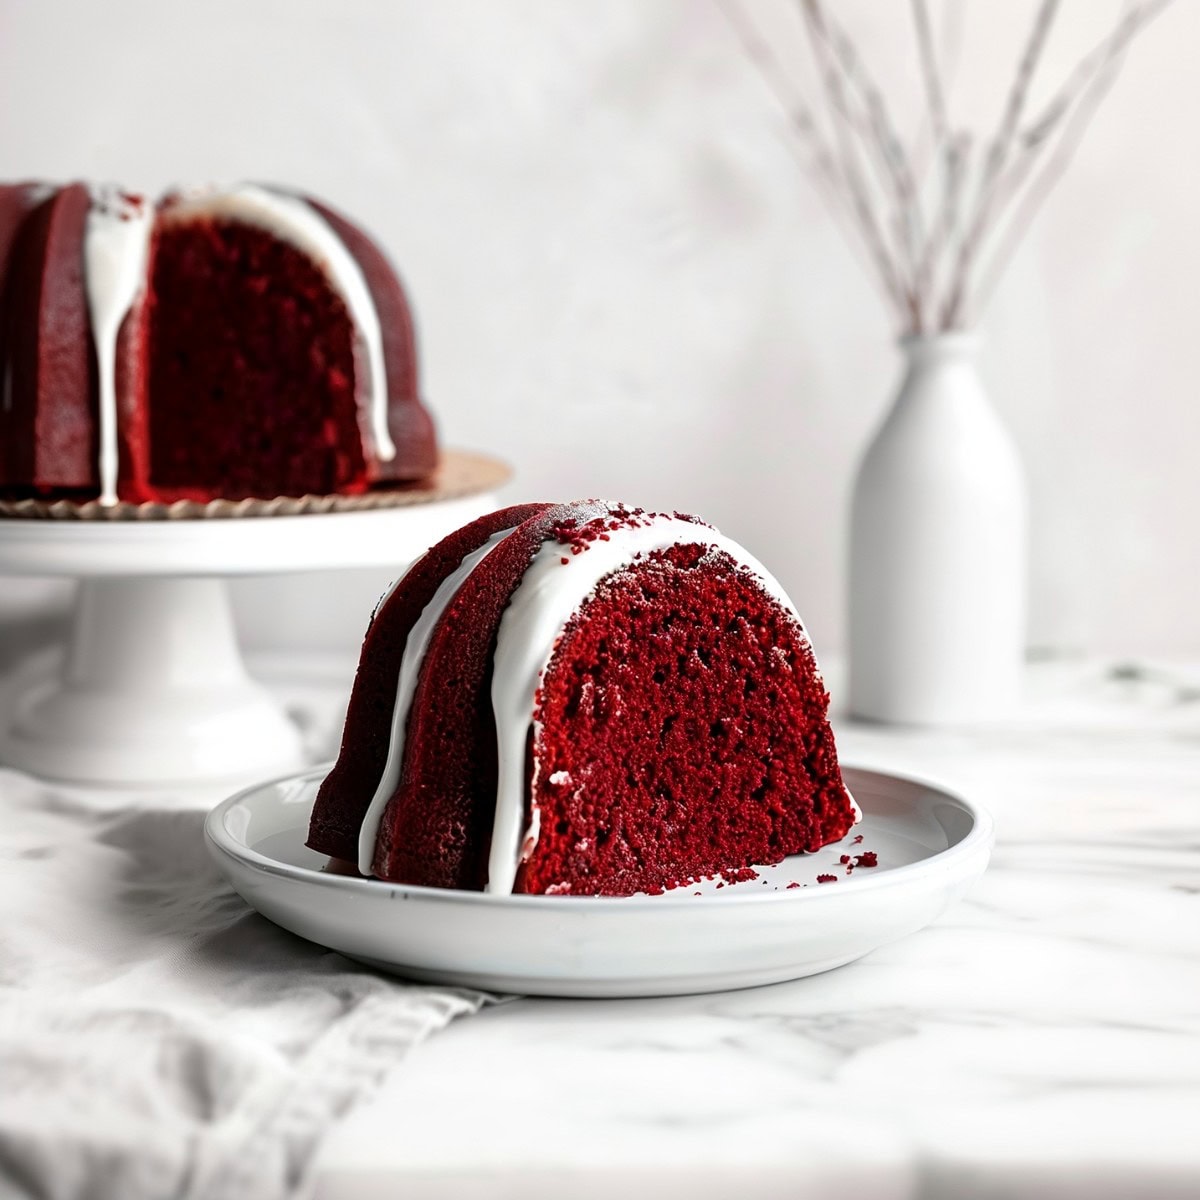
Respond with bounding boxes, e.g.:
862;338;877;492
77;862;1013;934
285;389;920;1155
0;448;511;521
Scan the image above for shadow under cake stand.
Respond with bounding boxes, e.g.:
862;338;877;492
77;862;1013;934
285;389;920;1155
0;449;509;790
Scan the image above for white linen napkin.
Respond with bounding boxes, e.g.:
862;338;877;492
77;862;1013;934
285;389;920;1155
0;654;491;1200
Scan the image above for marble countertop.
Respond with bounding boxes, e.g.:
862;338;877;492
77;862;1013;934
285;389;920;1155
311;659;1200;1200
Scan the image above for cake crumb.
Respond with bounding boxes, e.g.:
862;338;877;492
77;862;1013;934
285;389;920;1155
839;854;851;865
853;834;864;844
816;874;838;884
723;865;759;884
786;881;801;889
854;851;879;868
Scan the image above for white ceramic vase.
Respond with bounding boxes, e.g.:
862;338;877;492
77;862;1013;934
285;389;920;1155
848;334;1026;724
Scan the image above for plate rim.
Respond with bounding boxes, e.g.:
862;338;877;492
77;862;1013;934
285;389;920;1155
204;761;995;909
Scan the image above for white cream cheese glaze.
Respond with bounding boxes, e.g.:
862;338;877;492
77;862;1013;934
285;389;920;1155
83;187;153;506
356;527;517;874
484;510;853;896
161;184;396;465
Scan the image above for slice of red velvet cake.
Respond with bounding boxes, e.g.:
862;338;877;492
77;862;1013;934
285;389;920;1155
0;181;437;504
309;501;859;896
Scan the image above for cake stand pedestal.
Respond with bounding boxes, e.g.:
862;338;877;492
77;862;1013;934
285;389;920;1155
0;489;500;790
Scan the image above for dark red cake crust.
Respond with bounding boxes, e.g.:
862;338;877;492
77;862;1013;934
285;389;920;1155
308;198;437;484
307;503;551;863
0;183;98;495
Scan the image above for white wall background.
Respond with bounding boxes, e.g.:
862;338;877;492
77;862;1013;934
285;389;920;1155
2;0;1196;657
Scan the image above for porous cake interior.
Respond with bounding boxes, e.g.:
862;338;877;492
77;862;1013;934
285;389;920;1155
519;545;849;895
144;219;367;499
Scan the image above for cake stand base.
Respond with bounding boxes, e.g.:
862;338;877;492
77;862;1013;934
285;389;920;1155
0;462;508;789
1;577;303;786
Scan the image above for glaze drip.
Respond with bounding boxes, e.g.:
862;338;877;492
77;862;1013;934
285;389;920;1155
83;187;153;505
81;183;395;504
357;527;518;874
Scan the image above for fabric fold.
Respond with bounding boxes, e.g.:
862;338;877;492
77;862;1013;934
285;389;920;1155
0;769;489;1200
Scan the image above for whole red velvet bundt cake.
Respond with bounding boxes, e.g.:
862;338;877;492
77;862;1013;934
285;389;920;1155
308;501;858;896
0;181;437;504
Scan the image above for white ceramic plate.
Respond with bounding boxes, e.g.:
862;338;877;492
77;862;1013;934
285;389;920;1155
205;764;993;997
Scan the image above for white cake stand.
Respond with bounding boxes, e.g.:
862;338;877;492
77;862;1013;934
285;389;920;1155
0;482;502;790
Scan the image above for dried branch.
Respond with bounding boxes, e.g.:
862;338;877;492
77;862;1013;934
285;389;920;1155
1021;0;1171;153
911;0;948;151
718;0;1173;334
910;0;966;185
941;0;1060;327
916;131;971;322
940;0;967;93
714;0;826;153
987;0;1062;184
800;0;912;324
715;0;903;313
910;0;950;330
713;0;841;207
969;0;1172;320
806;2;928;325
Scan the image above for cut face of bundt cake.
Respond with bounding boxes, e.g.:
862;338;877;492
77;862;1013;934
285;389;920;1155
0;181;437;504
308;501;858;896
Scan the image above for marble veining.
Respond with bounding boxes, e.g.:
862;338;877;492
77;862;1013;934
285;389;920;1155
312;658;1200;1200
